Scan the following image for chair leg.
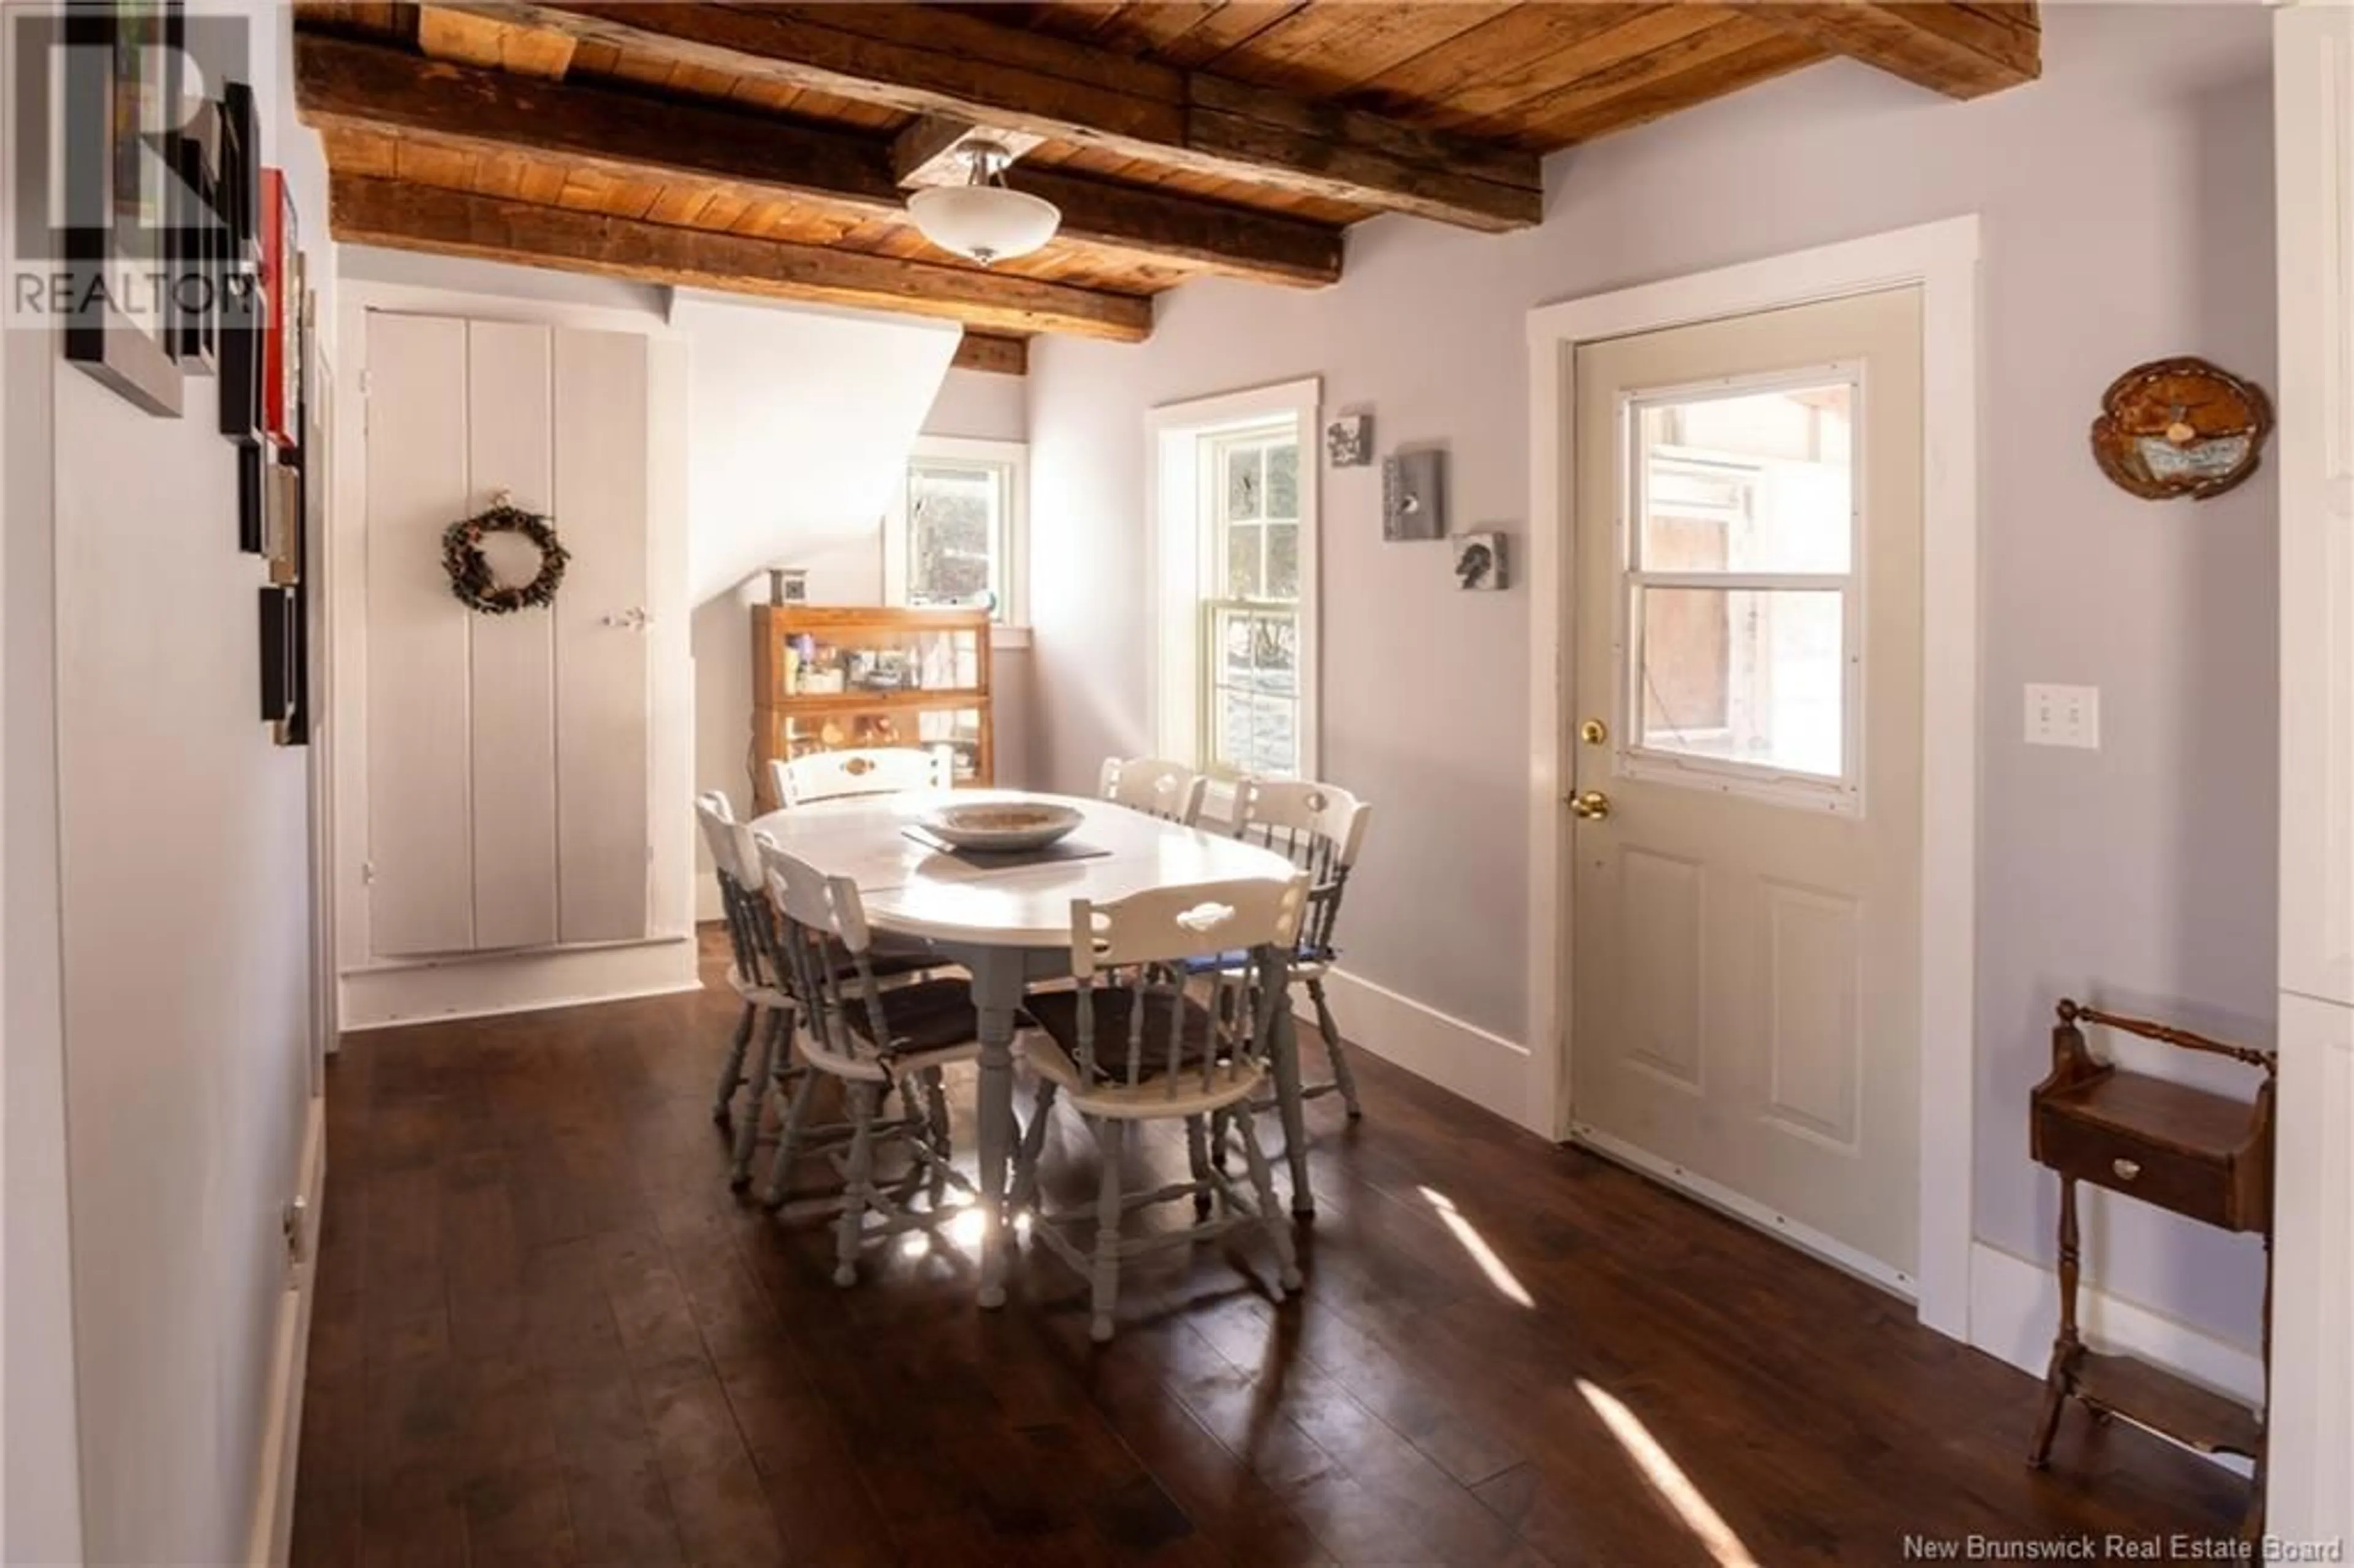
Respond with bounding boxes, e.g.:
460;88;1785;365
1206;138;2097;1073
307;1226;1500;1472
1308;978;1362;1120
1233;1104;1302;1295
834;1081;879;1288
712;1002;756;1125
1010;1081;1059;1220
920;1068;953;1206
761;1060;821;1209
1089;1118;1126;1342
1187;1114;1214;1219
728;1009;786;1191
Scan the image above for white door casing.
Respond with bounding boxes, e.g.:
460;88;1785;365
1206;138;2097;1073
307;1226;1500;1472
2268;0;2354;1540
1568;289;1926;1292
1526;217;1981;1339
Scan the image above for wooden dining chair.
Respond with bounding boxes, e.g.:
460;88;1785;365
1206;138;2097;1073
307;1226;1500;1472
695;792;791;1133
771;745;953;809
1098;755;1209;826
760;840;980;1285
1228;777;1374;1120
1012;872;1311;1341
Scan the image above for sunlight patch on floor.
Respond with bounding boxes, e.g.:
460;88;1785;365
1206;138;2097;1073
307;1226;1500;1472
1577;1379;1761;1568
1418;1186;1535;1308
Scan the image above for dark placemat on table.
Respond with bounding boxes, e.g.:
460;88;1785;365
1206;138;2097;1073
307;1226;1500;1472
902;826;1114;869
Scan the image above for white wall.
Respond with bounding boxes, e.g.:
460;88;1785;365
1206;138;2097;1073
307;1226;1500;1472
1026;4;2277;1353
1;6;85;1557
2;4;333;1559
672;293;959;850
924;365;1029;444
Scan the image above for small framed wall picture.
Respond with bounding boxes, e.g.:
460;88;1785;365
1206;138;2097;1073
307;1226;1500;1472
1325;413;1372;466
1382;449;1446;540
1452;532;1507;591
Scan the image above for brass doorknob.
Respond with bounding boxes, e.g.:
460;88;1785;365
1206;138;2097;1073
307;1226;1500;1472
1567;790;1611;820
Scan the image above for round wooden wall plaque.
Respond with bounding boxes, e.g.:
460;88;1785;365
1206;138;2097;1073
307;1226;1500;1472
2089;356;2274;501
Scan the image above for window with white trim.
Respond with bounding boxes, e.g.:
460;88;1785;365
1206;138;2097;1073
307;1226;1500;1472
1148;379;1319;781
884;435;1027;629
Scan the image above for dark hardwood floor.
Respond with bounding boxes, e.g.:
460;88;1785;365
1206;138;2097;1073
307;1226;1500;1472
292;932;2245;1566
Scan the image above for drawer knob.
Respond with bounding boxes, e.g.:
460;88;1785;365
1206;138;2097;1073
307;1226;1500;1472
2112;1157;2141;1181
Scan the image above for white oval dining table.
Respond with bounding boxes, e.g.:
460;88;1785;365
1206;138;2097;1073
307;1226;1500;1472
748;789;1315;1307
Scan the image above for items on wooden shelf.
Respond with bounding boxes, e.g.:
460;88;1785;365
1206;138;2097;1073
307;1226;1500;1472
751;604;993;812
2027;998;2275;1538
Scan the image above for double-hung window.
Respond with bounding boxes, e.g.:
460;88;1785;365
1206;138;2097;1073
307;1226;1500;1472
1149;379;1319;782
1203;425;1305;778
884;435;1027;634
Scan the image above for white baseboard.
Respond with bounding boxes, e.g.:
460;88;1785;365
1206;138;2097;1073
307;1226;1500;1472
246;1094;326;1567
1573;1121;1916;1298
1302;967;1531;1128
1968;1239;2262;1474
340;935;701;1032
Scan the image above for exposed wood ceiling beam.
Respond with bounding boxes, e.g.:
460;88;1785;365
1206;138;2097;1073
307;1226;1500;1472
436;1;1544;231
893;116;1044;188
1734;0;2039;99
294;33;1343;286
329;175;1154;341
414;4;574;75
951;333;1027;376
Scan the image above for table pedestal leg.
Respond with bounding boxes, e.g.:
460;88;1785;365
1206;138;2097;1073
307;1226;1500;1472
971;953;1023;1309
1271;1006;1316;1220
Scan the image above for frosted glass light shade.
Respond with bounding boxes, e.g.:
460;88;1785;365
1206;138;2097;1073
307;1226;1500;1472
907;183;1061;266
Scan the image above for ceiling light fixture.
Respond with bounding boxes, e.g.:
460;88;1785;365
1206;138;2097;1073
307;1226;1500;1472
906;140;1061;266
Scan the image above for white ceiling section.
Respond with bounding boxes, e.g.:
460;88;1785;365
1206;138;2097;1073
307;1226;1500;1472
667;291;961;606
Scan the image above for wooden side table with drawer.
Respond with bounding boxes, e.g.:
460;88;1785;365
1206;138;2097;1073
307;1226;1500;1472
2026;999;2274;1536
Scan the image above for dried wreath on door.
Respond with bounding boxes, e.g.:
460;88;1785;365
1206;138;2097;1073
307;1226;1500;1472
442;495;569;614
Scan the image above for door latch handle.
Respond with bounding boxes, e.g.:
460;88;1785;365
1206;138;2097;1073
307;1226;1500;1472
1566;790;1611;821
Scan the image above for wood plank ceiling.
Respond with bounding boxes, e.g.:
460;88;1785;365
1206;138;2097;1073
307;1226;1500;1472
297;2;2041;358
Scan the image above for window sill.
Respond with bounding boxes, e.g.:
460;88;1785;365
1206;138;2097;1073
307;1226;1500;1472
991;625;1033;652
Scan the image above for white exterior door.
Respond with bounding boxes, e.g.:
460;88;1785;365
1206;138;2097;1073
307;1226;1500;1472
1569;288;1926;1289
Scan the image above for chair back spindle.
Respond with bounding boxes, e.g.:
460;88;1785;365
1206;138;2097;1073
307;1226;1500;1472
1231;778;1370;963
1064;875;1308;1100
696;792;775;981
758;837;897;1075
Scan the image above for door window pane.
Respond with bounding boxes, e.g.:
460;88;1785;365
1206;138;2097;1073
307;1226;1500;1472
1639;384;1853;574
1634;587;1844;779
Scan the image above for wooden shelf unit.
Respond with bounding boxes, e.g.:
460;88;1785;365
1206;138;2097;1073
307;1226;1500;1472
751;604;993;812
2027;999;2275;1538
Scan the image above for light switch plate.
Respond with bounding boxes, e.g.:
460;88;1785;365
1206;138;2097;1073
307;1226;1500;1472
2025;683;2100;749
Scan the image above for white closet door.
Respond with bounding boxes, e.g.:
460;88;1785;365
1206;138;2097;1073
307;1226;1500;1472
552;328;653;945
465;322;560;951
364;312;474;956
